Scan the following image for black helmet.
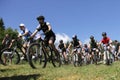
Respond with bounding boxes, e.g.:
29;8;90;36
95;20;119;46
114;40;118;43
90;35;94;39
102;32;107;36
37;15;45;20
72;35;77;39
59;40;63;43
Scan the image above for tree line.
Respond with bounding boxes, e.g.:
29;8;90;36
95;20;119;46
0;18;18;49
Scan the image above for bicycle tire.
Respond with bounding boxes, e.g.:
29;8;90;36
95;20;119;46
73;53;79;67
93;52;98;65
106;51;110;65
27;43;47;69
0;48;20;65
49;47;61;67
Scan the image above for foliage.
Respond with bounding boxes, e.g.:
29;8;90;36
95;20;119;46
0;18;5;30
4;27;18;39
0;18;18;49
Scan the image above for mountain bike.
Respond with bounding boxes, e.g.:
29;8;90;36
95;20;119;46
27;38;61;69
0;38;28;65
92;48;99;65
72;48;83;67
59;49;71;65
103;44;111;65
0;45;20;65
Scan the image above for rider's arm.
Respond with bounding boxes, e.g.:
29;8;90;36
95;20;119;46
68;43;72;50
31;30;39;38
31;25;41;38
44;22;52;34
79;40;82;47
64;43;67;49
21;28;29;36
8;39;15;48
109;40;112;44
22;32;29;36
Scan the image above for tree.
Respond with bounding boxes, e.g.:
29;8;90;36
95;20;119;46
0;18;18;50
0;18;5;49
5;27;18;39
0;18;5;30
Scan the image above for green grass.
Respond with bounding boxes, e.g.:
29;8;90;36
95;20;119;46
0;61;120;80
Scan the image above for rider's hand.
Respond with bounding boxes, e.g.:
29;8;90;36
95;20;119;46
27;37;33;41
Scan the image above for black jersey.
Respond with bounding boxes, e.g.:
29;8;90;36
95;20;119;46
58;43;65;49
71;39;80;48
37;22;55;37
89;40;98;49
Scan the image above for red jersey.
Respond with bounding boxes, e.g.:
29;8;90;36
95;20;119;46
101;37;110;44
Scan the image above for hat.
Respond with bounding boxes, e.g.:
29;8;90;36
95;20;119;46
19;23;25;27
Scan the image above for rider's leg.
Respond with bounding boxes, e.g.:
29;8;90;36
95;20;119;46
63;51;68;61
103;51;106;64
48;39;59;57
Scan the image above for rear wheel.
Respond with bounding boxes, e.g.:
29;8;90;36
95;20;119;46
50;48;61;67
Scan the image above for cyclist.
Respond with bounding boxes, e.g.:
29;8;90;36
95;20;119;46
30;15;59;57
1;34;12;65
82;44;90;64
114;40;120;60
89;35;99;64
58;40;68;63
18;23;32;60
2;33;12;49
99;32;112;64
68;35;82;57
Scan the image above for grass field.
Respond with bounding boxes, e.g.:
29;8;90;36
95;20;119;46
0;61;120;80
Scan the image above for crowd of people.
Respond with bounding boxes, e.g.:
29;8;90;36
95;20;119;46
1;15;120;66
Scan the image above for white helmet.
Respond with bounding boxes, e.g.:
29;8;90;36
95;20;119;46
19;23;25;27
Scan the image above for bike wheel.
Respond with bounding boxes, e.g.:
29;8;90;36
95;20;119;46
73;53;79;67
0;48;20;65
50;47;61;67
93;53;97;65
27;43;47;69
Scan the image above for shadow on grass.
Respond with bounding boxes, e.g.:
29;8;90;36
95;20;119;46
0;68;16;72
0;74;40;80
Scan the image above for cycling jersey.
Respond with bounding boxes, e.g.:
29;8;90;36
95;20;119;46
58;43;66;52
89;40;98;49
71;39;81;48
36;22;55;37
101;37;110;44
58;43;65;49
36;22;56;43
20;27;32;40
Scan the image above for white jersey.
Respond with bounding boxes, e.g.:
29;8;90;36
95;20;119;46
19;27;32;40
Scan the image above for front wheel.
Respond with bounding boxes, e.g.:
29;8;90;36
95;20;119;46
0;48;20;65
73;53;82;67
27;43;47;69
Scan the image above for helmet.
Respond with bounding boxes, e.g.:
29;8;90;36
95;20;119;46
90;35;94;39
72;35;77;39
37;15;45;20
102;32;107;36
114;40;118;43
19;23;25;27
59;40;63;43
